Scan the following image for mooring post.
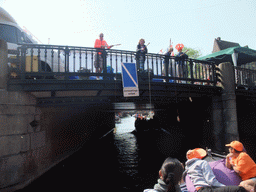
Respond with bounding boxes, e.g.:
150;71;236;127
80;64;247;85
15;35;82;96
219;62;239;144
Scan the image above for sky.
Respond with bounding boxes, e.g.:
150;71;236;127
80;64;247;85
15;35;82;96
1;0;256;57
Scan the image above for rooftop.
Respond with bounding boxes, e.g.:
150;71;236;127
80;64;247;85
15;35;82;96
212;37;240;53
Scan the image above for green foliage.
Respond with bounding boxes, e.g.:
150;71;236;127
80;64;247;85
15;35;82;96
182;47;202;59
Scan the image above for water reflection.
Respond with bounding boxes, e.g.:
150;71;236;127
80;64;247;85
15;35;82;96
22;114;168;192
112;115;170;191
115;115;136;134
114;116;139;178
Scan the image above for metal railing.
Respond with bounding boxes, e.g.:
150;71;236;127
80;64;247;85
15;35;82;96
235;66;256;88
9;44;217;85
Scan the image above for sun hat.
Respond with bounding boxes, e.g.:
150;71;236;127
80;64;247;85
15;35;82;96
225;141;244;152
187;148;207;160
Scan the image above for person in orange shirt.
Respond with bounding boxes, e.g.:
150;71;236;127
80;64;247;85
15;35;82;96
225;141;256;191
94;33;113;79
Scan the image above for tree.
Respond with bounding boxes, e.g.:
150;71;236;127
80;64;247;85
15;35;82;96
174;47;203;80
182;47;202;59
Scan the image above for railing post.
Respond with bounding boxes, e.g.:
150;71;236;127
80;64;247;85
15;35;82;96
64;46;70;80
20;45;26;80
213;63;217;86
102;49;107;80
164;55;170;83
189;59;194;84
38;47;41;72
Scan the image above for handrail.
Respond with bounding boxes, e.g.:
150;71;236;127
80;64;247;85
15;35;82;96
235;66;256;88
8;43;217;86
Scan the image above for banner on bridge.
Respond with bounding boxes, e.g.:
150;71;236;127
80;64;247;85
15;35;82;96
121;63;139;97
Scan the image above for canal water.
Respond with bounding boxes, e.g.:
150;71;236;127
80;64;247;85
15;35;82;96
22;115;184;192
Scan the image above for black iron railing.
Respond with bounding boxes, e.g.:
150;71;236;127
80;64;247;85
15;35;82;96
235;66;256;88
9;44;217;85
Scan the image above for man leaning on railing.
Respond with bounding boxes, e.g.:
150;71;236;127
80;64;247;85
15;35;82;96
175;44;188;83
94;33;113;80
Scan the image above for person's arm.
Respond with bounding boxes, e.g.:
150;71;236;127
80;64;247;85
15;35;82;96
102;41;113;49
183;53;188;59
234;153;250;175
225;154;233;169
104;41;110;49
144;46;148;53
232;164;241;174
226;154;241;174
175;53;181;60
136;45;141;52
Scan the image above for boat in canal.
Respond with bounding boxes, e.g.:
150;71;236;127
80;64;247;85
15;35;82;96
115;114;121;123
133;113;160;134
179;149;244;192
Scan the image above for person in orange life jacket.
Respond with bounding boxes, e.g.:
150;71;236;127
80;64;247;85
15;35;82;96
94;33;113;78
136;38;148;72
225;141;256;192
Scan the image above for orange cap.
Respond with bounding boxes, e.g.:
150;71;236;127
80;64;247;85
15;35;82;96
187;148;207;160
225;141;243;152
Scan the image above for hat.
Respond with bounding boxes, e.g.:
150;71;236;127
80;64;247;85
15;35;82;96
187;148;207;160
175;43;184;51
225;141;243;152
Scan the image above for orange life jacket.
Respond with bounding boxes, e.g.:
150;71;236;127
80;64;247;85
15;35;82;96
94;39;110;54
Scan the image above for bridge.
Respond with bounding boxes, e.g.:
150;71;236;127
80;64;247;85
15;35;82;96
6;43;220;105
1;40;256;191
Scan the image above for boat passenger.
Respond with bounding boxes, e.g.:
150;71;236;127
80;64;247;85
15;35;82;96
225;141;256;192
144;157;184;192
183;148;246;192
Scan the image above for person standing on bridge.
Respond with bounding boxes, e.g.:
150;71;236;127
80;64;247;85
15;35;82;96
162;47;174;77
175;44;188;82
94;33;113;79
136;38;148;72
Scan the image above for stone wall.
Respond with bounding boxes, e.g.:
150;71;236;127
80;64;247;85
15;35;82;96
0;39;43;190
0;89;115;191
0;89;44;190
1;39;115;190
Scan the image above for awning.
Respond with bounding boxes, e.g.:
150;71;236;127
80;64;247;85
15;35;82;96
197;46;256;66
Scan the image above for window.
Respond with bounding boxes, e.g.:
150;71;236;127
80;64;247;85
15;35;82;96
23;32;33;43
16;28;24;43
0;24;18;43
